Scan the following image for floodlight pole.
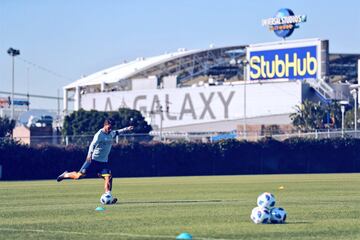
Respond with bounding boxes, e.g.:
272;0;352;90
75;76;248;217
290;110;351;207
156;102;163;142
160;106;163;142
353;90;358;132
11;56;15;120
244;73;247;139
341;105;345;138
242;60;249;139
340;100;349;138
7;48;20;120
350;85;360;136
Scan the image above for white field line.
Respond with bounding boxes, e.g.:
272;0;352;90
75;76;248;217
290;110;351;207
0;227;235;240
0;199;241;211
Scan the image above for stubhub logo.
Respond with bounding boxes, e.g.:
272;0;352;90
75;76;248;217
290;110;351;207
249;46;318;80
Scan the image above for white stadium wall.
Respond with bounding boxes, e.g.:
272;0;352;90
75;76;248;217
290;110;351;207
80;80;303;130
65;38;333;131
132;76;157;90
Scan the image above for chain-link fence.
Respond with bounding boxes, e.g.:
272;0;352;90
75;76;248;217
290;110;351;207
257;129;358;141
4;128;360;146
10;133;153;147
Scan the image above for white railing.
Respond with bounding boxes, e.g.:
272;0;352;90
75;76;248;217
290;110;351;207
3;129;360;146
305;78;335;100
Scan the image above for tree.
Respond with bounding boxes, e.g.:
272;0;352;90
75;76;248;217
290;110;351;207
63;108;152;136
0;116;16;137
290;100;323;132
323;101;342;129
344;107;360;129
117;108;152;134
290;100;342;132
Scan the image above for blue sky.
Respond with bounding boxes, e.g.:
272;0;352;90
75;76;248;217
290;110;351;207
1;0;359;109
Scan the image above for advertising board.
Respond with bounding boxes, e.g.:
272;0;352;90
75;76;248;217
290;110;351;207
246;39;328;82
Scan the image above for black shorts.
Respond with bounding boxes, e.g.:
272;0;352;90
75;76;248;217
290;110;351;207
78;160;111;178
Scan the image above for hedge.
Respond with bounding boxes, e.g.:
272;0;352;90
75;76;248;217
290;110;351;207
1;138;360;180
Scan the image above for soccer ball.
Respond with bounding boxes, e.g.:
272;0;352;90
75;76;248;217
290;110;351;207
269;207;287;224
257;192;276;208
100;193;113;205
250;206;270;224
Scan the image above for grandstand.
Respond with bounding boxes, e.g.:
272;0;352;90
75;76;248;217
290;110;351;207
63;39;359;133
329;53;359;83
64;45;247;93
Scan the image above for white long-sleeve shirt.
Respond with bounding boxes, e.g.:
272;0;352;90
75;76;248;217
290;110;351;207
87;128;127;162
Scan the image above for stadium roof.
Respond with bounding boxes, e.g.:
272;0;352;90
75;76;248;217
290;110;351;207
64;45;246;90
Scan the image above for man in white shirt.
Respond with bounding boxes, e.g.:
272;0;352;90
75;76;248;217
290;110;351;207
57;118;133;204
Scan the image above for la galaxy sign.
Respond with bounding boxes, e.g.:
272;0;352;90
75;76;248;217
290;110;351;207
80;82;302;128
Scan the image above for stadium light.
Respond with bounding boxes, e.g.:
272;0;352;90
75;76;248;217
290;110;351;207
240;59;249;139
351;89;358;132
153;100;164;142
340;100;349;137
7;47;20;120
230;58;249;139
159;105;163;142
350;84;360;134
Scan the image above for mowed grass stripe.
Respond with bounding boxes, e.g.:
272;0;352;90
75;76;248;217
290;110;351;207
0;227;242;240
1;174;360;240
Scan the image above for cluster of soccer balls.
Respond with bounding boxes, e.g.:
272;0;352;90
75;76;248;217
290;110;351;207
250;192;287;224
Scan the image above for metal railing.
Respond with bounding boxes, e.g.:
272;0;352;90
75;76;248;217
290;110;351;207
266;129;357;141
3;128;360;146
305;78;334;100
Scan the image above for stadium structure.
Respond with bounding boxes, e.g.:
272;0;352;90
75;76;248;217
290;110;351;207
63;38;360;134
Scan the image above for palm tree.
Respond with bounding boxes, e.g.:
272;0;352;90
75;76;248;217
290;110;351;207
290;100;324;132
345;107;360;129
290;100;343;132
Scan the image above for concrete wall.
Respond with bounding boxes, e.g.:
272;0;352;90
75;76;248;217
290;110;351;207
80;80;304;131
132;76;157;90
163;75;177;89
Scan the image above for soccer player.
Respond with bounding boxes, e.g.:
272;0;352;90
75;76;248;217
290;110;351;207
56;118;133;204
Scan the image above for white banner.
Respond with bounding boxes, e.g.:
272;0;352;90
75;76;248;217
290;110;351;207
81;81;302;128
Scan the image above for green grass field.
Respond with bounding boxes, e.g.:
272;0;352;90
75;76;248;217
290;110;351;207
1;174;360;240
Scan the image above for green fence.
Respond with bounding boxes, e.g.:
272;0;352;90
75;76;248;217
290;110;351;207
1;138;360;180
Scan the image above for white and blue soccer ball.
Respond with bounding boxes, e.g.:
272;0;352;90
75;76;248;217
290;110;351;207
257;192;276;209
269;207;287;224
100;193;113;205
250;206;270;224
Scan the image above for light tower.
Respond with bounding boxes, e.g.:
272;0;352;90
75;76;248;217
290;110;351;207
7;47;20;120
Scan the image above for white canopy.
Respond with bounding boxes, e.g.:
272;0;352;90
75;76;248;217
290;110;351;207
64;49;199;90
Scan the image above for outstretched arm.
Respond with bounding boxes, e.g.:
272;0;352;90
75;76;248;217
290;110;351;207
112;126;134;137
